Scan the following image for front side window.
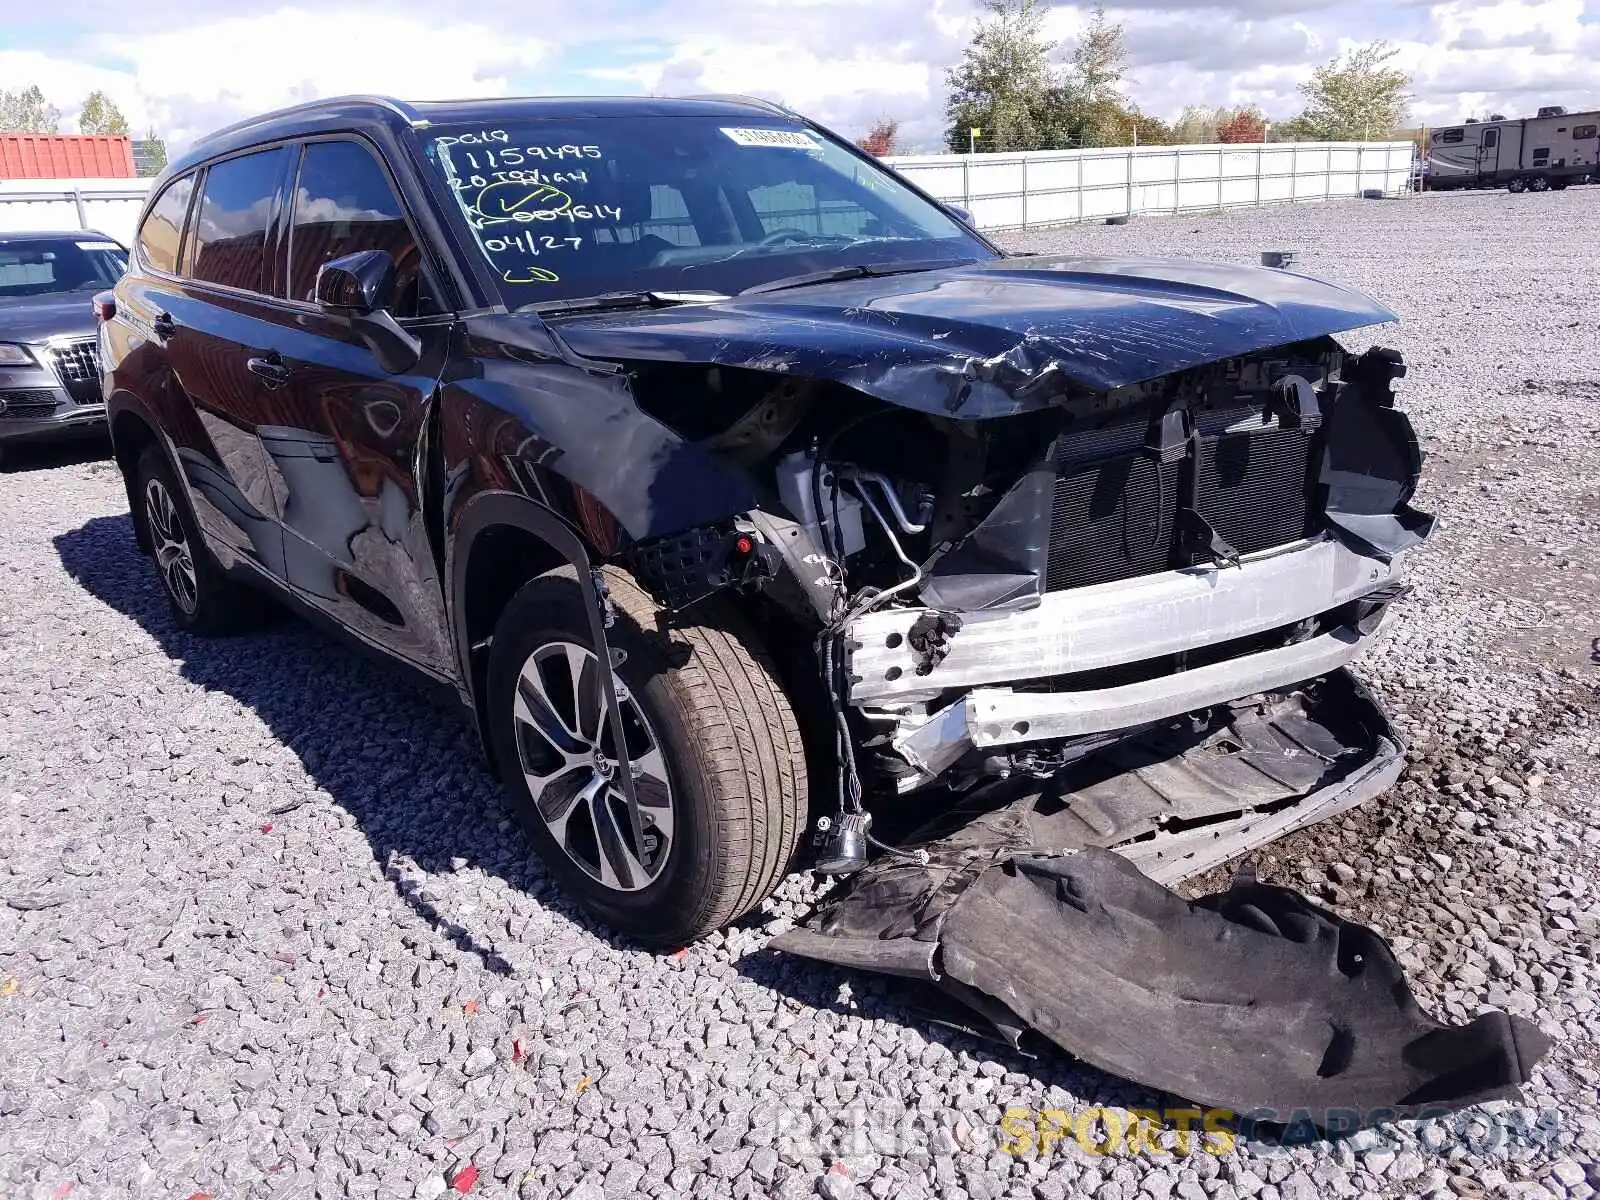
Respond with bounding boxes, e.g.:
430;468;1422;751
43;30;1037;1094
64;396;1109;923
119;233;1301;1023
0;236;126;298
138;173;195;275
286;139;420;311
189;147;288;293
415;115;990;304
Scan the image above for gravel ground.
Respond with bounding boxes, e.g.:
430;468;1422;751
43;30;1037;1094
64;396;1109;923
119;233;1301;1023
3;188;1599;1200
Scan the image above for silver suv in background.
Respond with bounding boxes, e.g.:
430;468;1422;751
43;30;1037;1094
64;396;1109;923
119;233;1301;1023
0;231;126;463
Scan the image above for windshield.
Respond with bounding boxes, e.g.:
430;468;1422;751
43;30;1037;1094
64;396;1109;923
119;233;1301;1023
0;237;126;300
417;115;991;304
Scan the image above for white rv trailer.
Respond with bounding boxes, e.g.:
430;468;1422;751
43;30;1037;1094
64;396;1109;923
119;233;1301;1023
1426;105;1599;192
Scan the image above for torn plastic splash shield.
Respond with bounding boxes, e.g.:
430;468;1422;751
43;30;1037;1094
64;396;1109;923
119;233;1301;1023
771;671;1550;1127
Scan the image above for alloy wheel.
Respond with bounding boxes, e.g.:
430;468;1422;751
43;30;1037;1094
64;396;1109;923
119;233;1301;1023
144;477;198;616
512;640;675;893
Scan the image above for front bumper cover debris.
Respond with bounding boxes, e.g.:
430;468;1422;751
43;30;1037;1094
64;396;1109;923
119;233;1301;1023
772;671;1549;1129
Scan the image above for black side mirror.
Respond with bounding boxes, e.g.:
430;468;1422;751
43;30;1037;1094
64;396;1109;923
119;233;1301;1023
315;250;396;315
945;203;974;226
313;250;419;374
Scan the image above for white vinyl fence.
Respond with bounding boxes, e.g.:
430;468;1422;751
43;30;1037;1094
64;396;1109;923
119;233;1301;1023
0;178;151;246
883;141;1417;232
0;140;1417;246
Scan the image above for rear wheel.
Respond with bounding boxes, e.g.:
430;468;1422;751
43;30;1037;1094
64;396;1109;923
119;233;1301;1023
487;566;807;944
134;444;270;634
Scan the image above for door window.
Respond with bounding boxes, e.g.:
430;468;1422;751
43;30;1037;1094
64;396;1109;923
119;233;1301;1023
138;173;196;275
286;140;420;313
1483;129;1498;149
189;147;289;293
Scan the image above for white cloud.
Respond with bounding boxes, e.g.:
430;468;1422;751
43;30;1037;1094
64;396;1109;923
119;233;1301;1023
0;49;152;133
1387;0;1600;124
2;0;1596;157
6;9;549;151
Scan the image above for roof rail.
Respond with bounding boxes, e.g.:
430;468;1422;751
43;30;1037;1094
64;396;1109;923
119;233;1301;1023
680;93;795;118
193;95;424;147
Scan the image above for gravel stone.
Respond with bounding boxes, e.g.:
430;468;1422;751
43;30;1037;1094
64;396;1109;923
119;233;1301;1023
2;190;1597;1200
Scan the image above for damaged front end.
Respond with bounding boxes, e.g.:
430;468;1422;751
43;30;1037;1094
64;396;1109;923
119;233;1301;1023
616;336;1433;867
548;263;1547;1125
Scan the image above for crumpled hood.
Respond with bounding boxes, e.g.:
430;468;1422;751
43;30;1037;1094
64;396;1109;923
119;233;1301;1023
0;294;98;345
548;255;1397;415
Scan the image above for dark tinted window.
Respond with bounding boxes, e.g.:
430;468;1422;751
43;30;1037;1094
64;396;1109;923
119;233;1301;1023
1483;129;1498;148
138;173;195;274
286;140;419;310
1438;128;1463;144
0;236;126;298
190;147;288;293
1575;124;1597;139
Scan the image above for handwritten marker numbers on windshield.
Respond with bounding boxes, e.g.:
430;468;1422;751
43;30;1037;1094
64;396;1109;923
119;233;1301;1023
501;267;561;284
473;181;573;224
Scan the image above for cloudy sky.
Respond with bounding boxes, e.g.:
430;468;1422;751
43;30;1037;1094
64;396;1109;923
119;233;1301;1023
1;0;1595;153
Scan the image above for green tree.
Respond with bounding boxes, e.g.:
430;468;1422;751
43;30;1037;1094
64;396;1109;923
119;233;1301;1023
135;129;168;177
1171;105;1221;144
1123;112;1174;145
1288;41;1411;140
944;0;1056;153
0;84;62;134
1070;4;1126;107
1038;5;1131;148
78;90;130;136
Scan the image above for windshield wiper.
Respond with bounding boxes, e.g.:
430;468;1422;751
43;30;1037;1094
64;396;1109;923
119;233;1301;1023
522;289;727;316
738;258;975;297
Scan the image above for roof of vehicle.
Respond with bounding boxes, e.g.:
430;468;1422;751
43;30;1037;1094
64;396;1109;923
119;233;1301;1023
168;93;802;177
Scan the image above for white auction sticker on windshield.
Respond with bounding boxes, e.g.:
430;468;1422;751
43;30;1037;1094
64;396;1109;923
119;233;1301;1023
720;127;819;149
76;241;120;251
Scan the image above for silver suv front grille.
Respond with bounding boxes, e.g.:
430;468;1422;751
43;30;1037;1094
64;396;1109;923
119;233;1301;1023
49;338;102;405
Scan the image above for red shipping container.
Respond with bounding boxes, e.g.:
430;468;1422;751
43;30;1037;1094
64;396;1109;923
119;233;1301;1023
0;134;136;180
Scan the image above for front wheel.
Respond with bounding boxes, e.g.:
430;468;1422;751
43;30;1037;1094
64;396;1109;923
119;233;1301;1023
486;566;807;944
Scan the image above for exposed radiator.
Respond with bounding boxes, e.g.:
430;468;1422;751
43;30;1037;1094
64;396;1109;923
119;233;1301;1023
1045;408;1317;592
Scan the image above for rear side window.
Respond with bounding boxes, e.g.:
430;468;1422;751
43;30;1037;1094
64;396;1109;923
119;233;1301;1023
1437;129;1464;144
138;173;195;275
286;140;419;311
1575;124;1598;140
190;147;288;293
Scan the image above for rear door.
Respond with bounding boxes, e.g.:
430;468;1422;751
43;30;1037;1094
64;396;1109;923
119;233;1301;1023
261;136;456;676
147;146;295;580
